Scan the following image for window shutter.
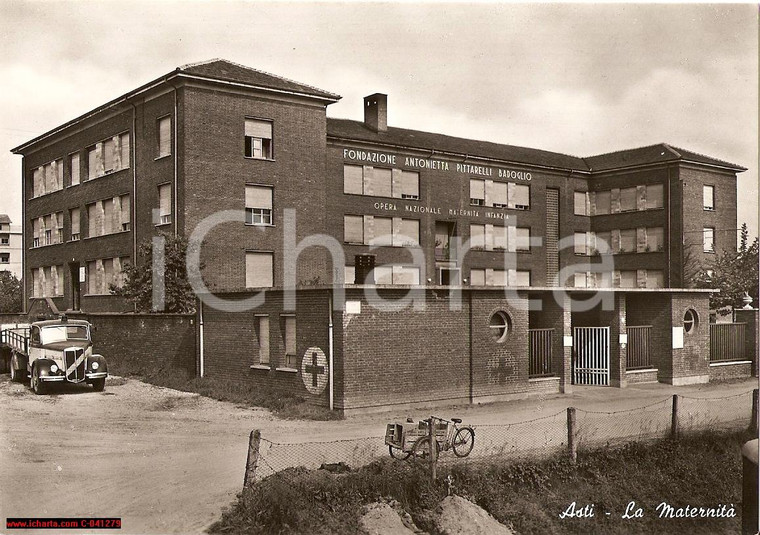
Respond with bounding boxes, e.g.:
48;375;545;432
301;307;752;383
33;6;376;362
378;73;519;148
398;219;419;246
343;215;363;244
343;165;363;195
120;133;130;168
470;179;485;201
71;208;80;235
121;195;131;225
492;225;508;250
574;192;587;215
470;269;485;286
103;199;114;234
513;184;530;207
373;266;392;285
373;168;392;197
515;271;530;287
33;218;40;240
159;117;171;156
55;159;63;190
484;224;493;251
87;147;98;179
33;167;43;197
492;182;507;206
159;184;172;216
245;119;272;139
470;224;485;249
610;188;621;213
246;252;273;288
372;217;392;246
70;154;80;185
647;184;663;209
103;139;115;172
484;180;494;207
595;191;611;214
246;185;272;209
258;316;270;364
400;171;419;198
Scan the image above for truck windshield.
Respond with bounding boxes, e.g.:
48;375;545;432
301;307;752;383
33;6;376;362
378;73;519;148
40;325;89;345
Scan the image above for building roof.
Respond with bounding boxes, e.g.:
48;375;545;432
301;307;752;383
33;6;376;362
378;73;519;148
584;143;746;172
178;59;340;101
328;120;746;174
0;214;11;225
327;118;590;172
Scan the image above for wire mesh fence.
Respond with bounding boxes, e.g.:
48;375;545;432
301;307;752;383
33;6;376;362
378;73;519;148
249;388;758;485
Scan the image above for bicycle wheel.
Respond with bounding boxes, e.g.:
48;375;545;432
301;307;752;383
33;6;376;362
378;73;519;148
389;445;411;460
452;427;475;457
411;436;440;459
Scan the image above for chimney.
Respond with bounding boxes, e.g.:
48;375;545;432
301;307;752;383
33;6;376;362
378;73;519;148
363;93;387;132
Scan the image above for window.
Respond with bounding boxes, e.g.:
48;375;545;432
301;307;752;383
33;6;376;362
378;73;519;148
344;265;356;284
488;311;512;343
86;260;102;295
70;153;80;186
574;272;588;288
0;253;8;264
470;179;485;206
491;182;508;208
103;138;116;173
157;116;171;158
32;219;40;247
646;270;664;289
392;266;420;285
103;198;115;235
371;217;393;247
620;187;637;212
0;234;8;246
43;215;52;245
492;226;508;251
512;184;530;209
283;316;297;368
646;184;664;209
372;168;393;197
595;231;611;255
394;219;419;247
515;271;530;286
119;195;131;231
703;227;715;253
343;165;363;195
255;316;270;366
595;191;611;215
245;251;274;288
343;215;364;244
87;202;102;238
87;146;99;180
55;212;64;244
470;269;485;286
245;185;273;225
574;232;588;255
646;227;664;252
244;119;273;159
399;171;419;200
470;224;486;249
619;229;636;253
515;227;530;251
619;270;637;288
574;192;588;215
683;309;699;333
703;185;715;211
158;184;172;225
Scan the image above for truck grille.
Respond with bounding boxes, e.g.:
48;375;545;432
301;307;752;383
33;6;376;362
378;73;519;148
64;348;86;383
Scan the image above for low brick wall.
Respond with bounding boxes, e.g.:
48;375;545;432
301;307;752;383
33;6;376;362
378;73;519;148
625;368;659;384
68;312;197;376
709;361;753;382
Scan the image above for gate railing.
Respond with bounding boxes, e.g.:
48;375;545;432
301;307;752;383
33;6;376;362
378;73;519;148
709;323;746;362
626;325;652;369
528;328;554;377
572;327;610;386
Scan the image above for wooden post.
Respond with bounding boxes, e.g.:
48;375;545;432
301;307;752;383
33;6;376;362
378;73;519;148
243;430;261;489
751;389;759;437
567;407;577;463
429;418;437;482
671;395;679;438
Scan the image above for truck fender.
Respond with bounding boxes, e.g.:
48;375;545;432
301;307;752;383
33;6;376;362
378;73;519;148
88;354;108;374
33;358;60;377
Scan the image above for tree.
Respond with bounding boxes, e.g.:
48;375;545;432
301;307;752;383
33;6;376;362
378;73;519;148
111;234;197;313
0;272;22;313
695;223;759;312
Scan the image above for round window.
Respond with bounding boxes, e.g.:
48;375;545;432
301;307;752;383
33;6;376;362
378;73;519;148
489;311;512;343
683;309;699;333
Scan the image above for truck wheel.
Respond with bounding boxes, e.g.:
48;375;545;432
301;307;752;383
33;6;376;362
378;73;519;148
31;366;47;395
91;378;106;392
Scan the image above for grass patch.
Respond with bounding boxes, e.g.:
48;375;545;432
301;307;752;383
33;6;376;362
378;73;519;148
117;361;341;421
208;430;750;534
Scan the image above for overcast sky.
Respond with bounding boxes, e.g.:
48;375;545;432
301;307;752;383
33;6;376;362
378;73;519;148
1;2;757;238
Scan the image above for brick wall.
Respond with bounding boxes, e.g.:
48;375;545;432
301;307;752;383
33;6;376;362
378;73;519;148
709;362;752;382
626;293;671;377
669;293;711;384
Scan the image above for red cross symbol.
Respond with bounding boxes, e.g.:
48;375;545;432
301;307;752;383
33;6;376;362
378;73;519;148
304;351;325;387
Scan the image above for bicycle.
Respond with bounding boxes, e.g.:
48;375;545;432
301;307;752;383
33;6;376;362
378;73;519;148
385;415;475;460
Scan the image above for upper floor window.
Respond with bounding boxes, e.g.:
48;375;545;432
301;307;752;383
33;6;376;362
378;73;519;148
85;132;130;180
703;227;715;253
703;185;715;211
620;187;637;212
246;251;274;288
574;192;589;216
343;165;419;200
470;179;529;209
70;208;80;241
343;215;419;246
157;116;171;158
31;159;63;198
595;191;611;215
0;253;9;264
470;179;485;206
646;184;664;209
244;119;273;159
69;153;80;186
245;185;273;225
158;184;172;225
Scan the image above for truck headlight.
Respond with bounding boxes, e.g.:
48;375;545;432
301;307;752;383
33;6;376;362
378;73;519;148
50;364;58;373
91;362;99;370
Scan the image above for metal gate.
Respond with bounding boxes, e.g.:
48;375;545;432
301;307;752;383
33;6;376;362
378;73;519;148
572;327;610;386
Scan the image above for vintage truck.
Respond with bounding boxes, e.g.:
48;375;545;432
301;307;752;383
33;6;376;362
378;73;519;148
1;316;108;394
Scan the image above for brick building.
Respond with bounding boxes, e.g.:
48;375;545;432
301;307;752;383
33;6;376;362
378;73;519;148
0;215;23;278
11;59;750;411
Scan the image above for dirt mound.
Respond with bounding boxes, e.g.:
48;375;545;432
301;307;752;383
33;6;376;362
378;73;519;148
434;495;513;535
359;501;421;534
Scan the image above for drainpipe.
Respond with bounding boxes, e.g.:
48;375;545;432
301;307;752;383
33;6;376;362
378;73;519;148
21;157;26;314
328;291;334;411
198;299;204;378
165;77;179;237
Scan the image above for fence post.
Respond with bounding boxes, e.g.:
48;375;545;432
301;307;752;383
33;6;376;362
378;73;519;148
429;418;438;482
751;389;759;437
567;407;577;462
671;395;679;438
243;430;261;489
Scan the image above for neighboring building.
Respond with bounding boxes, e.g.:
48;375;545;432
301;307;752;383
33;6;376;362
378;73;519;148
0;215;23;278
11;60;749;411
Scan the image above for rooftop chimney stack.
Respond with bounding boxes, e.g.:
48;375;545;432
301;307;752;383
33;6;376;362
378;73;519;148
364;93;387;132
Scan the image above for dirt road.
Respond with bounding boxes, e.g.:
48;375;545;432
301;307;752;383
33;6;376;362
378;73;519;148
0;374;755;534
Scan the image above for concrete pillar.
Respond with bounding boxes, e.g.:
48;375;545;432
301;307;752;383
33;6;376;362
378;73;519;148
551;291;573;394
734;308;758;376
610;293;627;388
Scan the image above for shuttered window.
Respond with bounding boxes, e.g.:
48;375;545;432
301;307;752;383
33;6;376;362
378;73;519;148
620;187;637;211
372;168;393;197
399;171;419;199
620;229;636;253
703;185;714;210
245;185;273;225
372;217;393;246
574;192;588;215
284;316;297;368
703;227;715;252
493;225;508;250
491;182;508;208
470;224;485;249
120;195;131;231
512;184;530;209
343;165;364;195
244;119;273;159
103;139;116;173
515;227;530;251
595;191;611;214
470;269;485;286
396;218;419;246
470;179;485;206
70;208;80;241
87;146;98;180
646;227;664;252
70;154;80;186
245;252;274;288
343;215;364;244
157;116;171;157
158;184;172;225
646;184;664;209
515;271;531;287
256;316;270;365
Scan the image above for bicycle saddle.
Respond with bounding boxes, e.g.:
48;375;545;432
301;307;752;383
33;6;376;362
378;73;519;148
451;418;462;424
